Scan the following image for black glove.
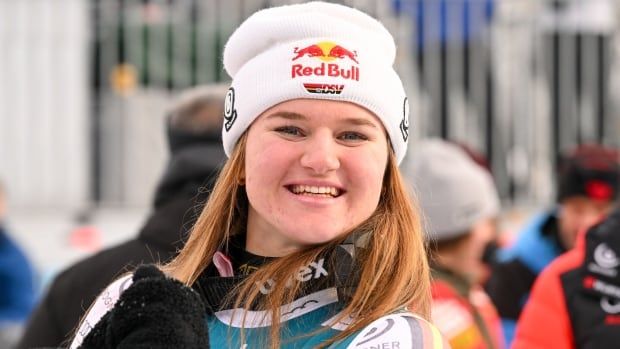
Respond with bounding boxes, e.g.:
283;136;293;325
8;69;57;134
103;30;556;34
79;264;209;349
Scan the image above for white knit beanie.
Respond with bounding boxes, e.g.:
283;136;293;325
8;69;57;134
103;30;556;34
403;139;501;241
222;1;410;164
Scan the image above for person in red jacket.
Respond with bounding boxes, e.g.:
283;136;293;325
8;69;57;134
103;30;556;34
513;208;620;349
405;139;505;349
485;144;620;346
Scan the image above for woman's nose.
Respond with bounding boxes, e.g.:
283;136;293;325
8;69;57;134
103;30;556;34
300;132;340;174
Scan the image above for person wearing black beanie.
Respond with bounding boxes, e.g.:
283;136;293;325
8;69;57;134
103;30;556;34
486;144;619;346
555;145;620;250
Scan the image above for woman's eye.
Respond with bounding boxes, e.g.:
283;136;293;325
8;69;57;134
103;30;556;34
275;126;304;137
339;132;368;142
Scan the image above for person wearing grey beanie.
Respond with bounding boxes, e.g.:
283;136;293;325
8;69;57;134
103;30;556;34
70;2;448;349
404;139;504;349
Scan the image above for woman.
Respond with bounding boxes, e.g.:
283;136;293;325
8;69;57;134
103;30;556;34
70;2;445;348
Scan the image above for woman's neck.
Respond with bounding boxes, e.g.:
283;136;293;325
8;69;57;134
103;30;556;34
245;211;305;257
245;232;298;257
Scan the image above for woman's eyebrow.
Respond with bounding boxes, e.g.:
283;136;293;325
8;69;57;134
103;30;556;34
342;117;378;128
266;111;377;129
265;111;307;121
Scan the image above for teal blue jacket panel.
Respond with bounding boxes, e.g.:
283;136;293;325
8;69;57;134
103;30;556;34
207;287;441;348
207;287;354;348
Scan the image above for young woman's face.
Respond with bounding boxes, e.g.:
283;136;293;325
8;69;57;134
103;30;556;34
244;99;389;257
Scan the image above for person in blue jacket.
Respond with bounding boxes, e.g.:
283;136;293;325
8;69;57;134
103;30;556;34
69;2;449;348
0;180;36;345
485;144;620;346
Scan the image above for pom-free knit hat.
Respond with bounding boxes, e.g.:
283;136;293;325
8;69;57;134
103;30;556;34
221;1;410;163
404;139;500;241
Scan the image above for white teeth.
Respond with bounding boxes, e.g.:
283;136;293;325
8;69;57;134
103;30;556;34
291;185;340;197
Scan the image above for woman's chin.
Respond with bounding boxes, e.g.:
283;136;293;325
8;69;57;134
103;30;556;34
282;227;344;247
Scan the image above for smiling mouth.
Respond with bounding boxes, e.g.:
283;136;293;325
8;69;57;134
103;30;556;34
287;185;343;198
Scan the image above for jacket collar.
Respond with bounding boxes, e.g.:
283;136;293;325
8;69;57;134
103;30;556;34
192;243;359;314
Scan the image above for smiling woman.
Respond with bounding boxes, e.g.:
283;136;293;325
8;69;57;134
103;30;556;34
70;2;446;349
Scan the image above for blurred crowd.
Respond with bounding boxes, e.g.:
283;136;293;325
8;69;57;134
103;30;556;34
1;0;620;349
4;90;617;349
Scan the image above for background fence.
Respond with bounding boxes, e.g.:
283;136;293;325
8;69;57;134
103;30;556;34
2;0;620;212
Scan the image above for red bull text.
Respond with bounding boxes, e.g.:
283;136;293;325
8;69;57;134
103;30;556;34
292;63;359;81
291;41;360;81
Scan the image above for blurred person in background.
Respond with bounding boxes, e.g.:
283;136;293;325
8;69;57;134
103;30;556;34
450;141;505;282
485;144;620;346
16;84;228;349
404;139;504;349
0;180;36;348
512;207;620;349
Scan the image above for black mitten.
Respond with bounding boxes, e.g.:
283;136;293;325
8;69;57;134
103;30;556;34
79;264;209;349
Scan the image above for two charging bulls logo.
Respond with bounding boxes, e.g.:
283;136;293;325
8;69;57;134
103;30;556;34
292;42;358;64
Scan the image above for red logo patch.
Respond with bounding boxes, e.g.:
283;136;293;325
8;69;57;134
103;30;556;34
586;180;613;201
292;42;358;63
291;41;360;81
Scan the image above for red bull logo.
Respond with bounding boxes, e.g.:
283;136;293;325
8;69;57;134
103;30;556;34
292;63;359;81
291;41;359;81
292;41;359;64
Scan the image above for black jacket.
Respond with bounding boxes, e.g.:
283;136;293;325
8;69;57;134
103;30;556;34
17;140;225;349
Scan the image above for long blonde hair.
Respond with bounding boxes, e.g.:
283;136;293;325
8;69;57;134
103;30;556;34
165;132;431;348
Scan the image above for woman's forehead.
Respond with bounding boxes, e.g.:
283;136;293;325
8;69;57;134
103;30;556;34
257;98;383;127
